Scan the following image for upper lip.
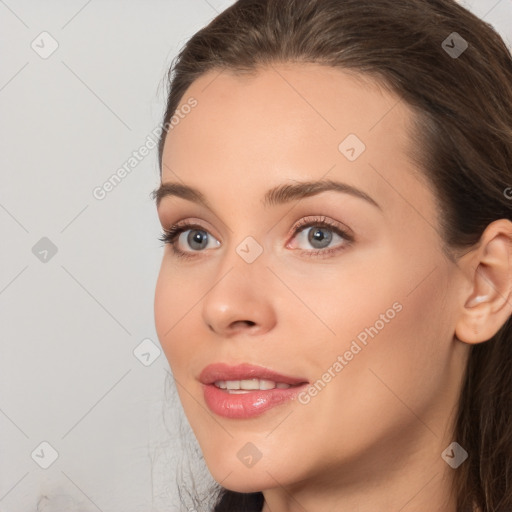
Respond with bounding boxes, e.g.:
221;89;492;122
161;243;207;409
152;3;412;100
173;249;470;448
199;363;309;386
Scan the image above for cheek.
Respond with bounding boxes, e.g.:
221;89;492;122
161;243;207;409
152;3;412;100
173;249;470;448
154;261;196;373
154;264;172;345
315;262;452;437
290;244;452;421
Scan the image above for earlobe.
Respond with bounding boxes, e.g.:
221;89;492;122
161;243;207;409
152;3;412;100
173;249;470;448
455;219;512;345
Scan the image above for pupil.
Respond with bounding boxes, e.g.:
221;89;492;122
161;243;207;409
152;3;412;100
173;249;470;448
188;229;207;249
309;227;332;248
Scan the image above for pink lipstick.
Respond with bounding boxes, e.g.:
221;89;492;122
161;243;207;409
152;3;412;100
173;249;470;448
199;362;309;419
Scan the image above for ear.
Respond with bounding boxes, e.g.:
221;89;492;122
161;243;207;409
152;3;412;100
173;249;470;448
455;219;512;344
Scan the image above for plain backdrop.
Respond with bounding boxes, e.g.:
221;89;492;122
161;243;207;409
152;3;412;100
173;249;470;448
1;1;511;511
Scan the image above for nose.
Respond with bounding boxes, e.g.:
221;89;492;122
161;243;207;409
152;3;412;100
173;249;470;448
201;264;277;338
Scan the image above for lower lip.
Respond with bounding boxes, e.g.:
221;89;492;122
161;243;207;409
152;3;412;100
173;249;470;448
202;383;309;419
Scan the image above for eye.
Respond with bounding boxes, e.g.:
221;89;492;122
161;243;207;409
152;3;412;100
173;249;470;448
158;215;353;260
287;215;354;258
158;220;220;260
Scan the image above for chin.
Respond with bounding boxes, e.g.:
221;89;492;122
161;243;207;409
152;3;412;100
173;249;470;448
210;473;270;494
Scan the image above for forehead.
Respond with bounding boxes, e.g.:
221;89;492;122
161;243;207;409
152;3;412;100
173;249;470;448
164;64;403;165
161;63;437;228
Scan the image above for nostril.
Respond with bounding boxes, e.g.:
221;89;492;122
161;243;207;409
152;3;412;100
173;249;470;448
231;320;256;329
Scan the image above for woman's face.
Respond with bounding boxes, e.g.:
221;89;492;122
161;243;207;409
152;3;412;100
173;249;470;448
154;64;469;497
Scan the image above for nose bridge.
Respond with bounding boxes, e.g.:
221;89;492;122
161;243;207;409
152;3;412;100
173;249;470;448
211;232;269;302
216;212;268;276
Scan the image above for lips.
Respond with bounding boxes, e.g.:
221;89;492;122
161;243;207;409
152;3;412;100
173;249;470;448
199;363;310;419
199;362;309;386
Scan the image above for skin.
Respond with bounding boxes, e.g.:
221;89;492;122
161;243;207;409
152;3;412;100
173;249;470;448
153;63;512;512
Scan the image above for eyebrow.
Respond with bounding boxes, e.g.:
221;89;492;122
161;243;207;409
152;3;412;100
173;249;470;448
151;179;381;211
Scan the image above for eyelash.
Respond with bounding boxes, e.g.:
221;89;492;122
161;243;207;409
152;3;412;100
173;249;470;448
158;216;354;261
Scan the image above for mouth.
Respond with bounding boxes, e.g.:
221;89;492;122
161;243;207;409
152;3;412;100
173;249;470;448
199;362;309;419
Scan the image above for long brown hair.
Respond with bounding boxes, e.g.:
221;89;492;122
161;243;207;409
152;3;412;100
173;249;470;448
156;1;512;510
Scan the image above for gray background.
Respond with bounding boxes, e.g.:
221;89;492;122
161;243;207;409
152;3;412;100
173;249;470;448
1;1;511;511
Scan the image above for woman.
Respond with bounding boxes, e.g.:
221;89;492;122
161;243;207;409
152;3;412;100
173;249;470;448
152;0;512;510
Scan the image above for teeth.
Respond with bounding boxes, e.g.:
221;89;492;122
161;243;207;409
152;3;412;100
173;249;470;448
213;379;292;391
